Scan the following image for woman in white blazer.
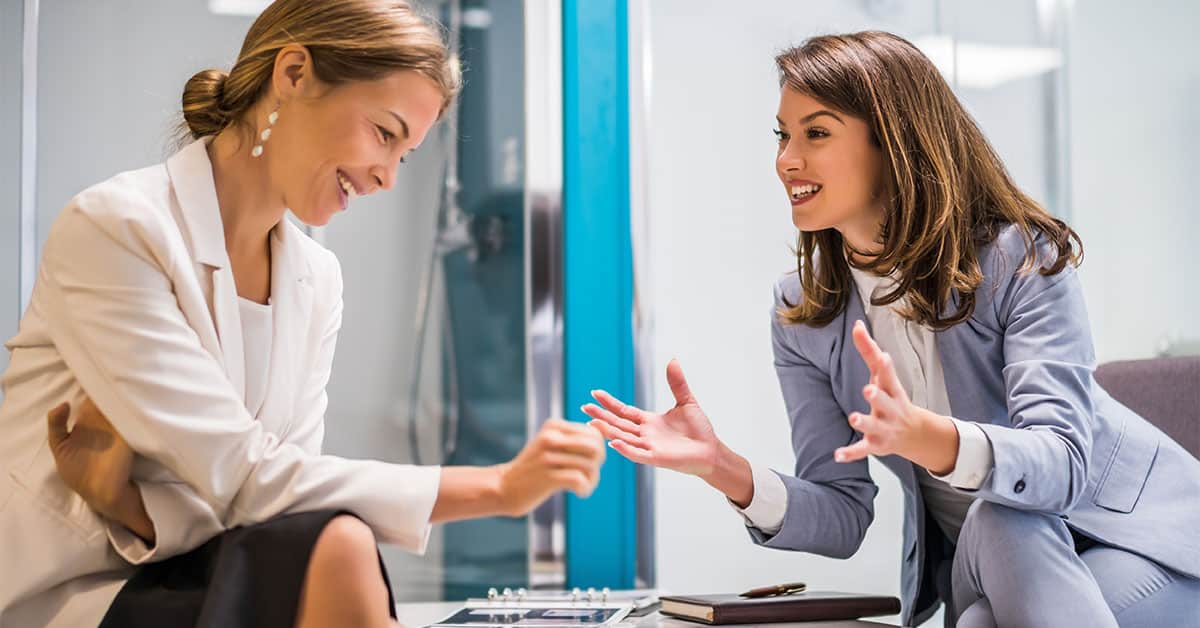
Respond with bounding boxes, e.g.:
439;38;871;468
0;2;604;627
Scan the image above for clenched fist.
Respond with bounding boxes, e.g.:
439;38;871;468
495;419;606;516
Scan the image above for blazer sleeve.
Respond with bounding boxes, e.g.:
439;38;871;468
105;480;227;564
969;238;1096;514
747;281;877;559
39;194;440;554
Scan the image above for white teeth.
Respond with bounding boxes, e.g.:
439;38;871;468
790;184;822;197
337;171;358;201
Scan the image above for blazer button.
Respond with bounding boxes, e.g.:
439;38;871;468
1014;479;1026;494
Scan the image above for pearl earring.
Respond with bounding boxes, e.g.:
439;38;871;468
251;105;279;158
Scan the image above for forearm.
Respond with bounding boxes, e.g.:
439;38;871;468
700;442;755;508
429;465;507;523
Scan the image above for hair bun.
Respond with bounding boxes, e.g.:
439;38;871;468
181;68;231;139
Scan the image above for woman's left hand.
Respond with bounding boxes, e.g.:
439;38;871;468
47;396;136;520
834;320;955;474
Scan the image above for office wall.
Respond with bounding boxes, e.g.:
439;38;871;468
1067;0;1200;361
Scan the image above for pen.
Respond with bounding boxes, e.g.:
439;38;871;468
738;582;807;598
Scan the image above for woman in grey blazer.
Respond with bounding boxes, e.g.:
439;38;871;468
587;31;1200;627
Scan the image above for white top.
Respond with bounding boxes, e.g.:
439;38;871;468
238;296;274;419
735;267;994;544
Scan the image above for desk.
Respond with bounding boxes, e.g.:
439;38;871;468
395;601;895;628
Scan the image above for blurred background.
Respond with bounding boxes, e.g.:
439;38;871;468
1;1;1196;624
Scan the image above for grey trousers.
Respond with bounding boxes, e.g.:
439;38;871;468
944;500;1200;627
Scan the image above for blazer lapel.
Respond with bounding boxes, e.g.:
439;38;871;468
256;220;313;432
165;137;246;402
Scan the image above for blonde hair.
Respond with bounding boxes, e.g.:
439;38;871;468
775;31;1082;330
179;0;459;142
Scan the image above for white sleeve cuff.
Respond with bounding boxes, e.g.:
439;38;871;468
381;463;440;555
106;481;225;565
105;517;157;565
728;465;788;534
930;418;994;489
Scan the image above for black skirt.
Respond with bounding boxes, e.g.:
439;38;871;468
100;509;397;628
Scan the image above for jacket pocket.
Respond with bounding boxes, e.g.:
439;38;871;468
8;467;105;543
1092;422;1159;514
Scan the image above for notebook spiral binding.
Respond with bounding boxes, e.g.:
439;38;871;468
465;587;659;612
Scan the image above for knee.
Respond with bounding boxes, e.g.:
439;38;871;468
960;500;1058;547
310;515;379;574
301;515;390;626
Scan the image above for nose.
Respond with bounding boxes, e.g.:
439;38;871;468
368;163;395;193
776;138;806;174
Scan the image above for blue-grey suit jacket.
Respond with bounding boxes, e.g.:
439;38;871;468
752;225;1200;625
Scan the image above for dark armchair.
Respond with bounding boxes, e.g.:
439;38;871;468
1094;356;1200;458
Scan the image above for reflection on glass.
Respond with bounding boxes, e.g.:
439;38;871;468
438;0;529;600
928;0;1069;217
0;0;26;391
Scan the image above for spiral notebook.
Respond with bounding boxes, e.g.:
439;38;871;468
426;588;659;628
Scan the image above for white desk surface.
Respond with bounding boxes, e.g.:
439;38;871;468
395;601;895;628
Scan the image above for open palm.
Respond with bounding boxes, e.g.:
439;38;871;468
582;359;720;476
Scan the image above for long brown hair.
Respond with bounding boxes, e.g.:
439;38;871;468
179;0;459;144
776;31;1081;329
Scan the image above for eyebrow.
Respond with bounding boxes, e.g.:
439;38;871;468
388;110;411;139
776;110;846;126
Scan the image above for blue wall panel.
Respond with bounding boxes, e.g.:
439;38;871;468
562;0;637;590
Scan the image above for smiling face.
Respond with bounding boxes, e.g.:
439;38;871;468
263;57;444;226
774;88;888;252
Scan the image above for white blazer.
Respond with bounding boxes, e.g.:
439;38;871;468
0;137;441;626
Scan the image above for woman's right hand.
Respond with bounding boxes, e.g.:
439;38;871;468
583;359;722;476
495;419;606;516
583;359;755;506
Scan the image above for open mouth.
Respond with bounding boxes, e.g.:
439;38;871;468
789;183;822;203
336;170;359;207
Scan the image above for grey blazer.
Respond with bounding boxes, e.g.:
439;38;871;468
751;225;1200;625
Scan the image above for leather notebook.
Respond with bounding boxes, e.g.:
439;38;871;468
658;591;901;624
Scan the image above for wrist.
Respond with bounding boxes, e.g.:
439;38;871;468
700;442;754;508
916;410;959;476
488;463;513;516
90;482;131;521
111;481;156;545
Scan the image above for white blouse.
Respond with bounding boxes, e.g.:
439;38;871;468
238;296;274;419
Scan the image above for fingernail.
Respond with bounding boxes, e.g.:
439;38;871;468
834;451;845;462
